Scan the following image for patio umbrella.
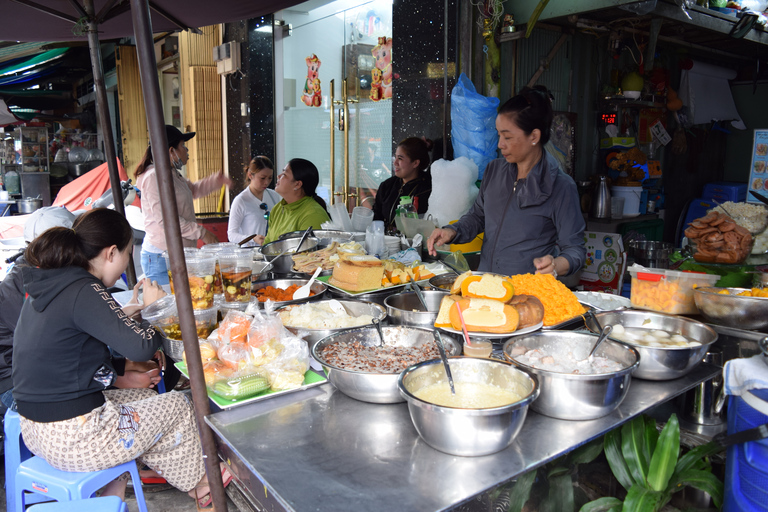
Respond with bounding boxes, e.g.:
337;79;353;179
3;1;304;509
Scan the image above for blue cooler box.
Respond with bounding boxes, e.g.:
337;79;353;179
724;388;768;511
702;182;747;203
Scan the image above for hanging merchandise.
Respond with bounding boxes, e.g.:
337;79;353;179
450;73;500;179
370;37;393;101
301;54;323;107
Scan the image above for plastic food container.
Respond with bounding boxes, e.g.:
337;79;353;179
628;266;720;315
141;297;219;359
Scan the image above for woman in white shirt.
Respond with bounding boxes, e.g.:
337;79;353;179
227;156;281;246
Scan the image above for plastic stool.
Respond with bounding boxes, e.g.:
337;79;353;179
27;495;127;511
4;410;49;511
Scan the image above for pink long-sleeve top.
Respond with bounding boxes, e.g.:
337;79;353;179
137;165;226;250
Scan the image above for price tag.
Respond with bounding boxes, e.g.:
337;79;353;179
650;120;672;146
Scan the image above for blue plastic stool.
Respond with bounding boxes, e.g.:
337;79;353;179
27;495;127;511
15;457;148;512
4;410;50;511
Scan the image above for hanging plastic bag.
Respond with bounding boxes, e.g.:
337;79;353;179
450;73;500;179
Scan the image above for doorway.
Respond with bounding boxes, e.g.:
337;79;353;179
275;0;393;210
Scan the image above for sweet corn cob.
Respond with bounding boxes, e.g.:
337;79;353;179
212;374;270;400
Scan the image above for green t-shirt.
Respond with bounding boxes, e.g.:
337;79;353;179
263;196;330;244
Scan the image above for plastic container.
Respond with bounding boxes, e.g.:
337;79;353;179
611;196;625;219
162;248;200;294
724;389;768;512
351;206;374;232
611;185;643;217
702;181;747;203
628;266;720;314
184;253;217;309
141;296;219;359
218;248;253;303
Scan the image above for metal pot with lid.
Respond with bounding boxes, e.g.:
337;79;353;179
18;197;43;214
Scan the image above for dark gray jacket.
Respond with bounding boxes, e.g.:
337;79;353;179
449;152;586;276
0;255;25;394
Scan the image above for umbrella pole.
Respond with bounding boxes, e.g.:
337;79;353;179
83;0;137;288
130;1;227;510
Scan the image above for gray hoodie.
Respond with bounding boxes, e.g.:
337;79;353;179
449;152;586;276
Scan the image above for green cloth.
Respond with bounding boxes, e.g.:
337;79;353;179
264;196;330;244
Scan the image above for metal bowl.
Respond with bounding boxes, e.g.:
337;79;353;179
385;290;448;328
693;286;768;331
398;357;539;456
585;310;718;381
503;331;639;420
251;278;327;308
261;237;320;273
428;272;459;291
278;229;354;248
326;286;401;307
312;326;461;404
276;299;386;345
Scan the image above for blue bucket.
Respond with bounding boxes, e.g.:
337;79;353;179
724;388;768;511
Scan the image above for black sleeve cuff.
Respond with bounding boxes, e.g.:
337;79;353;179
112;356;126;376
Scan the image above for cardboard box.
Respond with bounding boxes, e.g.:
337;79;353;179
579;231;627;294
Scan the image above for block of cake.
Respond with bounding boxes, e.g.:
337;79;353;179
328;255;385;292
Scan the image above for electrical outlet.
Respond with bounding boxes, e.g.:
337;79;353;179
241;103;247;117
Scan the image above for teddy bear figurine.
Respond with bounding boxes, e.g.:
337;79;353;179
301;54;322;107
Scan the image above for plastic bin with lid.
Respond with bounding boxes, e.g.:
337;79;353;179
628;266;719;315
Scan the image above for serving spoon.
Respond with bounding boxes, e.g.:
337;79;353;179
583;325;613;363
434;330;456;395
293;266;322;300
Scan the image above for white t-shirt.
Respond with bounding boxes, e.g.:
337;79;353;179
227;187;281;246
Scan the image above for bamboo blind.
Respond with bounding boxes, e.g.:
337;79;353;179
115;45;148;181
178;25;223;213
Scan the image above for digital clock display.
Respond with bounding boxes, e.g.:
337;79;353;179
601;113;617;125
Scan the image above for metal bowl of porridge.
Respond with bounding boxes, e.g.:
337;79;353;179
502;331;639;420
312;325;461;404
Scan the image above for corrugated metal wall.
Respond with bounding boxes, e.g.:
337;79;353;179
513;28;572;112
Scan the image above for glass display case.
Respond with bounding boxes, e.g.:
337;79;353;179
13;126;49;173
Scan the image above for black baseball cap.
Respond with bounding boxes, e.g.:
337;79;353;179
164;125;195;148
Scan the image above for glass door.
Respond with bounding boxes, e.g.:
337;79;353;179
276;0;393;210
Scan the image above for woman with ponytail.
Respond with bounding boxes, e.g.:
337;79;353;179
263;158;330;244
13;208;231;507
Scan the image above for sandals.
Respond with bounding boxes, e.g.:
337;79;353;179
195;466;234;511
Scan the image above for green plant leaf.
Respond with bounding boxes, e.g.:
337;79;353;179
568;438;605;466
674;441;725;475
621;485;663;512
507;468;537;512
667;469;724;509
643;416;659;465
525;0;552;38
579;497;623;512
647;414;680;492
621;417;649;487
605;428;634;491
547;465;570;479
540;472;574;512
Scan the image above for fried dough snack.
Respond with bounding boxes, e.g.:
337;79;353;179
684;211;752;264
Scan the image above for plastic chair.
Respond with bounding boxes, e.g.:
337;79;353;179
5;409;48;511
27;495;127;511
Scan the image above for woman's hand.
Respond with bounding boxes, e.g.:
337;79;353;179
427;227;457;256
201;229;219;246
534;255;567;278
142;278;167;306
121;281;144;318
252;235;265;246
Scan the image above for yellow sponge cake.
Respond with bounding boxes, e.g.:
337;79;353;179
329;256;385;292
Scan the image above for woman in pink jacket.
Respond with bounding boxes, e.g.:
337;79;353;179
136;125;232;284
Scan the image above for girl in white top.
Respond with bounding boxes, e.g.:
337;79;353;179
228;156;282;247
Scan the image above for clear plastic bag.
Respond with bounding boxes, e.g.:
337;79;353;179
217;310;253;345
264;334;310;391
450;73;500;179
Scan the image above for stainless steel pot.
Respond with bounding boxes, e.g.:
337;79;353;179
260;237;319;273
17;197;43;214
385;290;448;328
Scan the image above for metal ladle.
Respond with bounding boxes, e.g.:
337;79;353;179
372;317;385;346
434;330;456;395
411;282;429;311
584;325;613;363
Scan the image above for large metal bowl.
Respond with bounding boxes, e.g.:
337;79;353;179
326;286;402;307
398;357;539;456
428;272;459;291
251;278;327;308
503;331;639;420
278;229;354;248
693;286;768;331
276;299;386;345
312;326;461;404
261;237;320;273
585;310;718;381
385;290;448;328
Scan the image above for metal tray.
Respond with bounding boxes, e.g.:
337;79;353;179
541;302;593;331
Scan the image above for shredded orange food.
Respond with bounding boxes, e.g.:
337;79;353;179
508;274;585;326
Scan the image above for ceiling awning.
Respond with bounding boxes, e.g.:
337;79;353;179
0;48;69;86
0;42;50;65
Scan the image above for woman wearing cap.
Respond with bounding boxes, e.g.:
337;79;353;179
227;156;281;247
262;158;330;244
135;125;232;284
427;86;585;278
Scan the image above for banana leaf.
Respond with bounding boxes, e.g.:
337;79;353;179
621;485;663;512
621;417;649;486
605;428;634;491
674;441;724;475
568;437;605;466
540;472;575;512
507;468;538;512
647;414;680;492
579;497;623;512
666;469;724;509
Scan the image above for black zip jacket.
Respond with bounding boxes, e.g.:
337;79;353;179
13;266;163;422
0;255;26;395
372;172;432;232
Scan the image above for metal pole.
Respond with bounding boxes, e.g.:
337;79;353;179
130;1;227;510
83;0;136;288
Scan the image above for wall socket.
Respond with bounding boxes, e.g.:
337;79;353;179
241;103;248;117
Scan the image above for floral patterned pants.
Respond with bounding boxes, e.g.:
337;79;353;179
19;388;205;492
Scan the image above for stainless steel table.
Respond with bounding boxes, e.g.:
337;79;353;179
206;362;720;512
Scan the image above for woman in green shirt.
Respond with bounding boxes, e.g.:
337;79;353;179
263;158;330;244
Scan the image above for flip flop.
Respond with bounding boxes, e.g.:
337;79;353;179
195;466;234;510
